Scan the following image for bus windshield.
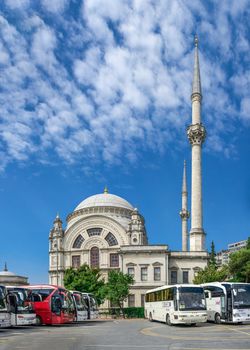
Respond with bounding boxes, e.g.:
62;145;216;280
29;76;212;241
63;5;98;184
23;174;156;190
0;287;7;311
73;293;87;311
233;284;250;309
179;287;206;311
59;291;75;312
9;288;34;314
30;288;54;302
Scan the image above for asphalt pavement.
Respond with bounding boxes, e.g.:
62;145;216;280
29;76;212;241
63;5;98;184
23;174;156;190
0;319;250;350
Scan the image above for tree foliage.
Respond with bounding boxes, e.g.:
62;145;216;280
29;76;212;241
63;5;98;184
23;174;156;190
193;241;228;284
209;240;217;267
228;238;250;283
193;264;228;284
104;270;134;317
63;264;106;305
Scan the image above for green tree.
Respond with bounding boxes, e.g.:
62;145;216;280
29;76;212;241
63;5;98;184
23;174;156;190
104;270;134;318
193;241;228;284
193;264;228;284
228;239;250;282
246;237;250;250
63;264;106;305
209;241;217;267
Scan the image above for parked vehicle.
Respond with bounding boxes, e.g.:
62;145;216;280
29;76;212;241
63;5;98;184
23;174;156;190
202;282;250;324
0;285;11;328
27;284;75;325
6;286;36;326
145;284;207;326
70;291;88;321
82;293;99;319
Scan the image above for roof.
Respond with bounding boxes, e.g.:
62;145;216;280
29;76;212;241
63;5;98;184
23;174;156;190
0;270;16;276
74;192;134;211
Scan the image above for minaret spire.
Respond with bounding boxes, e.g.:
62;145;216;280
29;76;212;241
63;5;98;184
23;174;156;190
182;160;187;193
180;160;190;251
4;262;8;271
192;35;202;97
187;35;206;251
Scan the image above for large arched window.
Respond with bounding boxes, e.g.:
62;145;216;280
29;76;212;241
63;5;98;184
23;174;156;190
105;232;118;246
90;247;99;268
72;234;85;249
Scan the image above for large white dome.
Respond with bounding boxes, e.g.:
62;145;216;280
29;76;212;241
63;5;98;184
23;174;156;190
74;192;134;211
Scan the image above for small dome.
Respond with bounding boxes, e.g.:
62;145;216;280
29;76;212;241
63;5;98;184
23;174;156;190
74;192;134;211
0;270;16;276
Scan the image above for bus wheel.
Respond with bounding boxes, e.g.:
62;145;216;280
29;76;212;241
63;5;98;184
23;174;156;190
149;313;153;322
215;313;221;324
190;323;196;326
36;316;42;326
166;314;172;326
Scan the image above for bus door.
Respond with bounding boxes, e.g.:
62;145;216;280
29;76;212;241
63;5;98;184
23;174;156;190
222;284;232;322
83;295;90;319
51;293;62;323
226;290;232;321
7;294;17;326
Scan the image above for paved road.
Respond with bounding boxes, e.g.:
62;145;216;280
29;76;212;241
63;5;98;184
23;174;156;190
0;319;250;350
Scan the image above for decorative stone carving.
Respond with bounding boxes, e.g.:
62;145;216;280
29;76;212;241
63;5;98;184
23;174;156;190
179;209;190;219
83;237;107;250
187;123;206;145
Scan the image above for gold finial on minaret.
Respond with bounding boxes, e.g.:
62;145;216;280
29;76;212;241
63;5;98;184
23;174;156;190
104;186;108;194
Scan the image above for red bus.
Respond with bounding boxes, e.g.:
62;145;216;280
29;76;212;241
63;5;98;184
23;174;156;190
27;285;75;325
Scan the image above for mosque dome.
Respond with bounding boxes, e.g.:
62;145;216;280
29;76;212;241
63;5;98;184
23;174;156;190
0;270;16;276
0;264;28;286
74;188;134;212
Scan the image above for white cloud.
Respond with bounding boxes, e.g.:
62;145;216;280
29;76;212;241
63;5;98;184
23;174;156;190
4;0;30;10
41;0;67;14
0;0;249;171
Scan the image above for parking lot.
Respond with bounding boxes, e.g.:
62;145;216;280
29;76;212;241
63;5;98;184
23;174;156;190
0;319;250;350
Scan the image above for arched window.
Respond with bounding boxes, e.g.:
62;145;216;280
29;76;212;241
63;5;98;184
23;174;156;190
72;234;85;249
105;232;118;246
87;228;102;237
90;247;99;268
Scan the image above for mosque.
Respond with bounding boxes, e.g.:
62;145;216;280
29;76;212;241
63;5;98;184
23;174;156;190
49;37;209;307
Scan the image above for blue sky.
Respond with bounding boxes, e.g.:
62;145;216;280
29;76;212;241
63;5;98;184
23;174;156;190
0;0;249;284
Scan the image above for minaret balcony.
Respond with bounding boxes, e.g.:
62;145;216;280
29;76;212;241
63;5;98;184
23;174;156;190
187;123;206;145
179;209;190;219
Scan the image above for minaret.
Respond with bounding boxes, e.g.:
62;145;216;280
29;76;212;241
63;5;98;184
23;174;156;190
187;35;206;251
49;213;64;286
179;160;190;251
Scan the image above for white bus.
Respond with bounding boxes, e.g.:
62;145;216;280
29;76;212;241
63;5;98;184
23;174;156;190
202;282;250;324
70;291;88;321
0;285;11;328
82;293;99;319
145;284;207;326
6;286;36;326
